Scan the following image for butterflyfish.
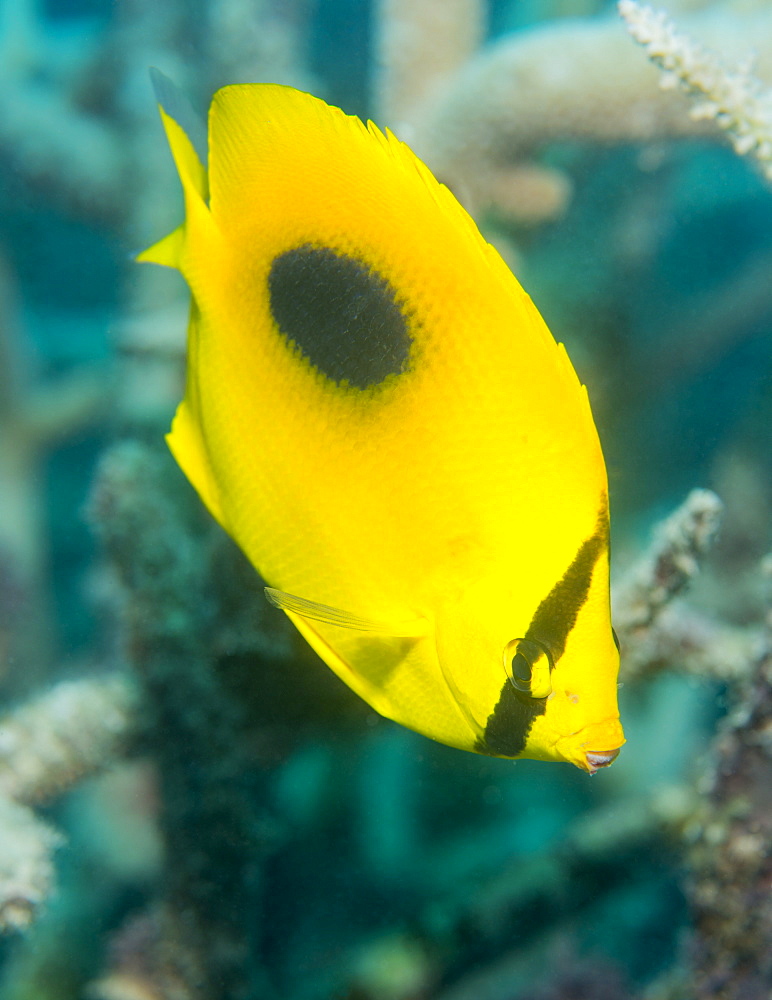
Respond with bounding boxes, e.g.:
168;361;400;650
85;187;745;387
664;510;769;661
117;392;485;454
140;72;625;772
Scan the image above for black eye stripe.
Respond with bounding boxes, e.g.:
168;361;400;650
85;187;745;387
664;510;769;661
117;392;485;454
268;244;413;388
521;510;608;664
476;501;610;758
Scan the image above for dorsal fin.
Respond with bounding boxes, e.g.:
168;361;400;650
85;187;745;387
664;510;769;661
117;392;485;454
149;68;208;169
137;70;209;267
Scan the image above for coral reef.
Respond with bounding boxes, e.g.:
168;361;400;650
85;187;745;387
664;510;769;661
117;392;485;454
80;474;767;999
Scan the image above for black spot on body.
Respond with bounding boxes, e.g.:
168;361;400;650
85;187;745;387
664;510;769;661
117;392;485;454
268;244;412;388
476;504;610;758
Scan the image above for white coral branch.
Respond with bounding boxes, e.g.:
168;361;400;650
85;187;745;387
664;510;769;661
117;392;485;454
0;676;138;806
0;675;137;933
611;490;765;685
614;488;723;631
619;0;772;180
0;797;61;933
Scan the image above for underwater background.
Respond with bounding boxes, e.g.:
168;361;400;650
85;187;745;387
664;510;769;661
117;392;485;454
0;0;770;998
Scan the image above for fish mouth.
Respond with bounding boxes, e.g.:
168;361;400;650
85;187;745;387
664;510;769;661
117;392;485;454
584;748;621;774
552;718;625;772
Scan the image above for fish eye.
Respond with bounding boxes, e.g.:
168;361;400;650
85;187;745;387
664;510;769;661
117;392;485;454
502;638;554;699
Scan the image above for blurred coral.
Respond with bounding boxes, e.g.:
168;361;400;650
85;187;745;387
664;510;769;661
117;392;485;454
0;676;137;807
88;911;167;1000
382;4;772;222
0;676;136;932
87;440;294;999
0;254;109;683
373;0;485;142
0;797;61;934
613;489;760;684
615;488;723;631
684;569;772;998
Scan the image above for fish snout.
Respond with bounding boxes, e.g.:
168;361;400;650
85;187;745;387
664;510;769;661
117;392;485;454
554;718;625;772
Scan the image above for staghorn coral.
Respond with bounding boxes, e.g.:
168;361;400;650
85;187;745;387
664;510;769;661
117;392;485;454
0;676;137;808
0;466;765;995
78;451;740;1000
377;3;772;225
612;493;772;995
682;566;772;999
0;468;763;993
619;0;772;181
376;4;772;222
0;675;136;932
87;439;294;1000
614;489;723;631
614;490;760;685
0;797;61;934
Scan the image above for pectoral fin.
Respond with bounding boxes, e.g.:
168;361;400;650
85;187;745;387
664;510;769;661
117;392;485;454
264;588;429;637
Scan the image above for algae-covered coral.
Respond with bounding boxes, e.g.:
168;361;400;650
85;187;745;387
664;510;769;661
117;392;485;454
0;1;770;998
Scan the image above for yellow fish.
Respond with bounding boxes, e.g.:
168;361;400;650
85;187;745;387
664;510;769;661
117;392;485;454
140;73;624;772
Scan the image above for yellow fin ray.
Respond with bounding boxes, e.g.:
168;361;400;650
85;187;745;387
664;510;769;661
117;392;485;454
137;73;210;270
265;588;429;637
165;303;225;527
285;611;477;752
137;225;185;268
150;69;208;200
